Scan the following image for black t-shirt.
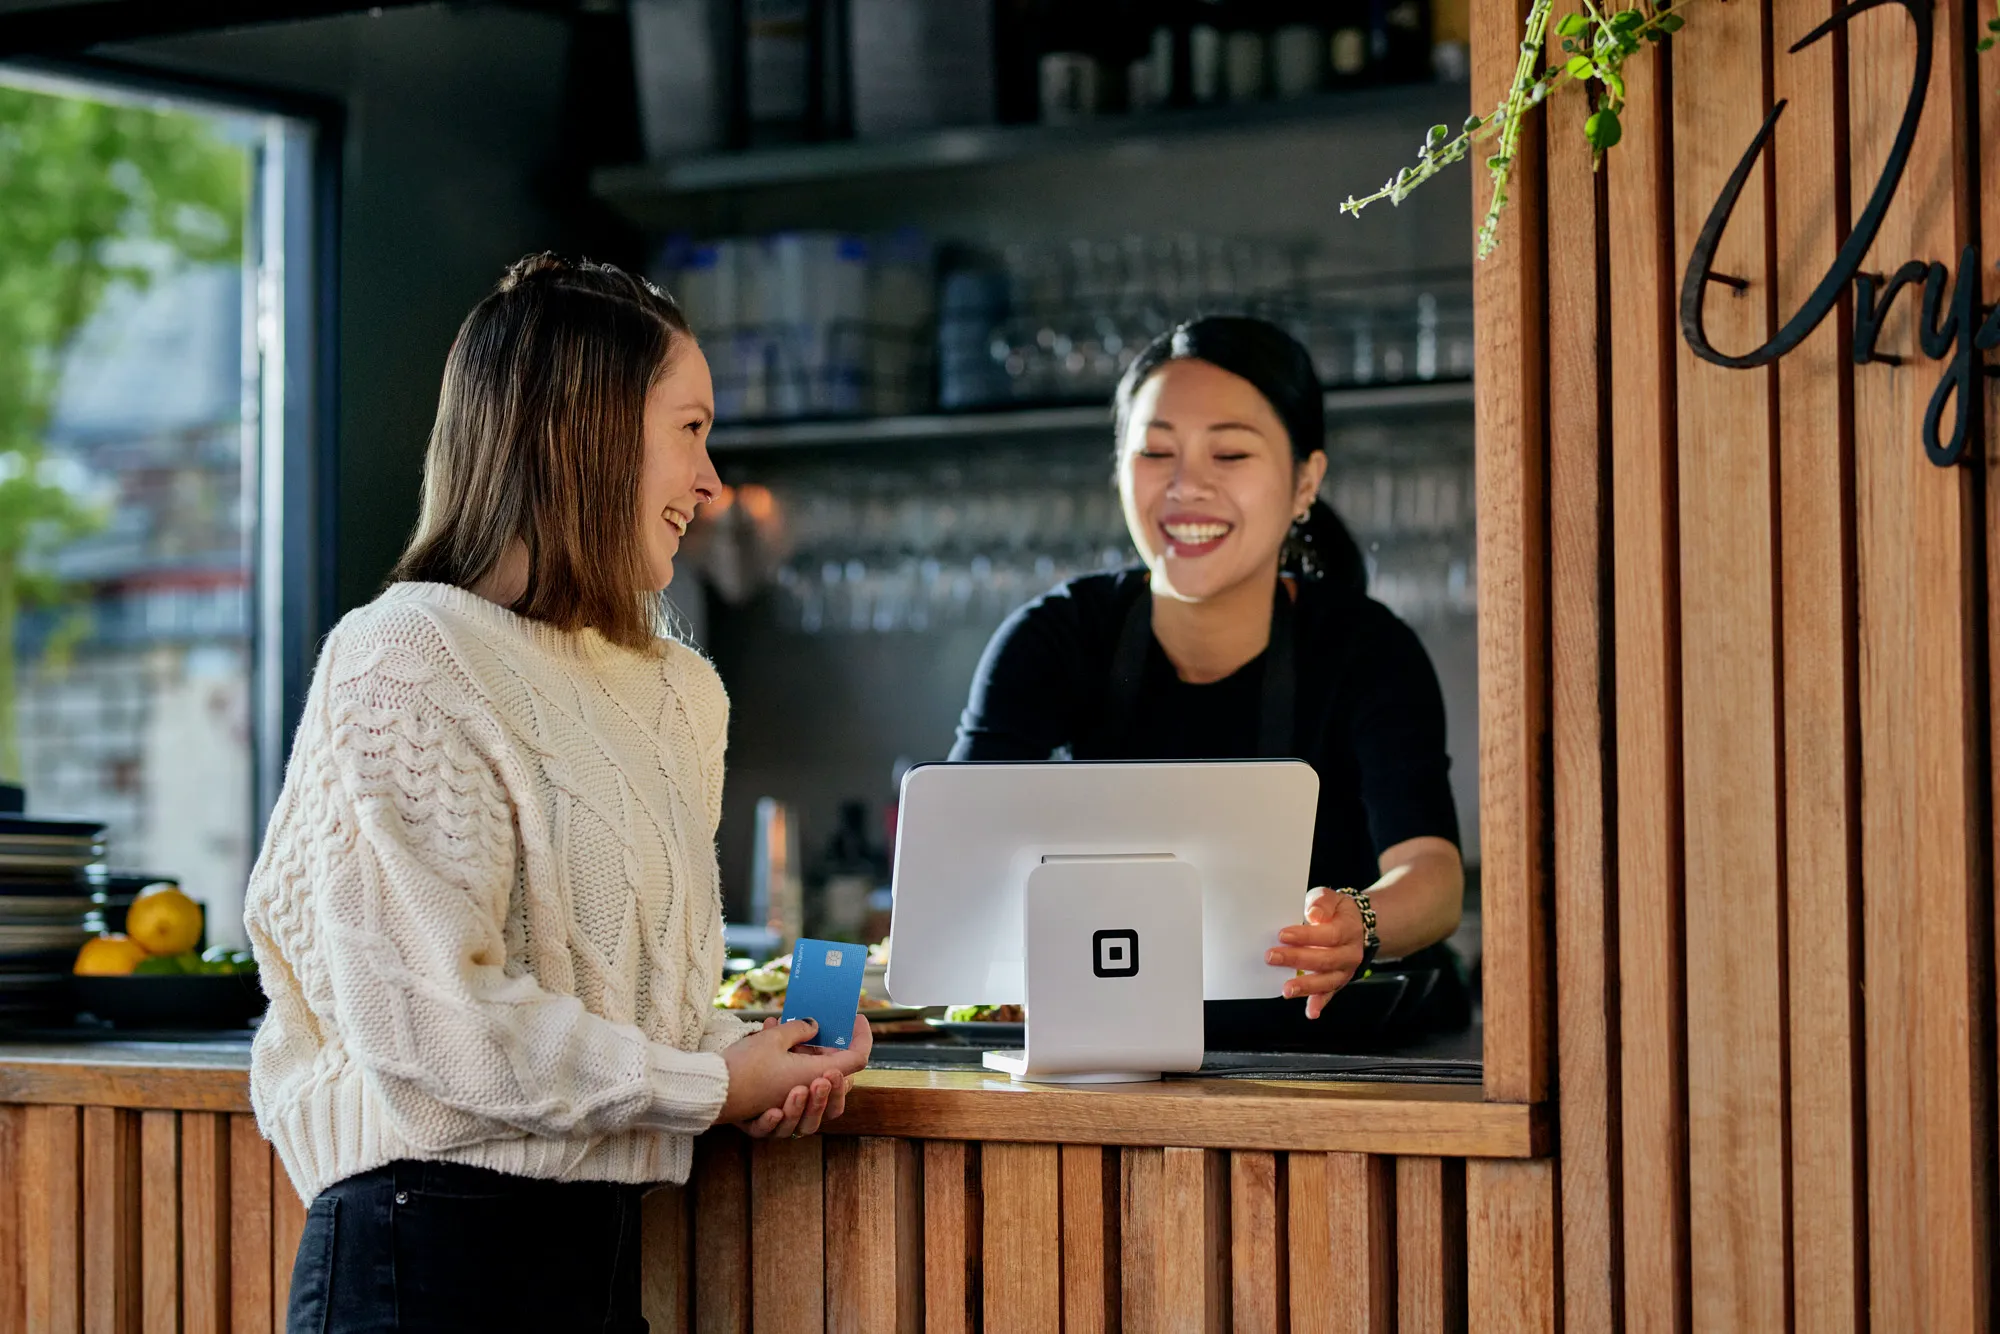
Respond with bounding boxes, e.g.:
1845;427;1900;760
949;570;1460;894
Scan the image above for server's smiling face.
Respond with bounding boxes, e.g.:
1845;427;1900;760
1117;358;1320;604
637;340;721;590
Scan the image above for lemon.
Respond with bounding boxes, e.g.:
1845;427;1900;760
125;885;203;957
74;934;149;976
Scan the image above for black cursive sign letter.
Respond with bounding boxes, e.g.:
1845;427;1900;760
1680;0;1931;369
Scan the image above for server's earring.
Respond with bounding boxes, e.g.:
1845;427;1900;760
1284;511;1322;581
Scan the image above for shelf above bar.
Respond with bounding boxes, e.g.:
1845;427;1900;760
708;379;1474;453
591;83;1469;213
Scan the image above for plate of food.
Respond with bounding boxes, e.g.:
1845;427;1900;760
714;957;932;1024
925;1004;1025;1043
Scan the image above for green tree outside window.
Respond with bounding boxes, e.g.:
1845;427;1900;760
0;82;245;781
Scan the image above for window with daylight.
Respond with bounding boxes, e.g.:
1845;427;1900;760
0;68;325;948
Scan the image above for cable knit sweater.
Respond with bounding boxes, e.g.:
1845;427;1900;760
245;581;750;1202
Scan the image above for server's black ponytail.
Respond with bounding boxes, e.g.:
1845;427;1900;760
1113;316;1367;597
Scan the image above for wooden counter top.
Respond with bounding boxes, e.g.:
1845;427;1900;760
830;1067;1545;1156
0;1040;1547;1158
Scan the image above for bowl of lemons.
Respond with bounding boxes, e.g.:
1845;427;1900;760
71;884;265;1029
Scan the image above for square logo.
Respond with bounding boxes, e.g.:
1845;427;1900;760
824;949;843;968
1092;928;1140;978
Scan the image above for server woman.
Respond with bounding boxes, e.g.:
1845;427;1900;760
951;316;1464;1035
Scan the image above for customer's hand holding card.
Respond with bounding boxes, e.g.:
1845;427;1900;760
721;942;873;1138
780;938;867;1051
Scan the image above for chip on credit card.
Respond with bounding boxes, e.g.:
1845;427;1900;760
779;938;866;1049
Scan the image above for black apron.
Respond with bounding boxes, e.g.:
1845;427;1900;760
1081;579;1297;761
1074;578;1467;1052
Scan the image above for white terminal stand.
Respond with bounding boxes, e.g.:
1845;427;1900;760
981;855;1206;1084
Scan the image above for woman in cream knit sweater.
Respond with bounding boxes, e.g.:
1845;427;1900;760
246;254;870;1332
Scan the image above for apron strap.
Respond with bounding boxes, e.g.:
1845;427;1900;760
1259;583;1296;759
1092;583;1156;754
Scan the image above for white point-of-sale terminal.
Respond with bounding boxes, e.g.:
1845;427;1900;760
884;761;1319;1083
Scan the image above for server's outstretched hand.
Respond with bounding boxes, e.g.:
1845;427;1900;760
1264;887;1366;1020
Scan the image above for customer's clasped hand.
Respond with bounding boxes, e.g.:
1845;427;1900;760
720;1015;874;1139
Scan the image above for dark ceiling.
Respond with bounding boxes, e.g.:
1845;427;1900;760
0;0;601;58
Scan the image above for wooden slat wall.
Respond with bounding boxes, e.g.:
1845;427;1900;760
1481;0;2000;1328
0;1107;1492;1332
0;1103;307;1334
646;1136;1474;1334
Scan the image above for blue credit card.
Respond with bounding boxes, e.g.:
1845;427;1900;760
779;938;866;1049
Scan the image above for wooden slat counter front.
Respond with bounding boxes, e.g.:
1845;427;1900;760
0;1040;1548;1332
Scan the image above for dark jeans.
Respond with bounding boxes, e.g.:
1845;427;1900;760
286;1159;650;1334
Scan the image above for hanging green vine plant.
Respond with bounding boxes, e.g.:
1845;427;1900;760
1351;0;2000;257
1341;0;1690;258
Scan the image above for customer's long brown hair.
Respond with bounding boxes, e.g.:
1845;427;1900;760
391;252;692;650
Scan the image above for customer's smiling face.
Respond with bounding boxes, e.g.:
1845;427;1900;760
637;340;722;590
1117;358;1323;604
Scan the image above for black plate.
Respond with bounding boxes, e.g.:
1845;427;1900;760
0;815;107;838
926;1019;1025;1043
71;973;266;1030
1201;973;1415;1052
0;875;96;896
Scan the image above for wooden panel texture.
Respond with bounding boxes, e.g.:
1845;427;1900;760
982;1141;1060;1334
825;1136;920;1334
1470;0;2000;1327
1287;1150;1394;1334
690;1129;749;1334
24;1103;81;1334
1121;1144;1166;1332
1542;1;1622;1327
750;1135;824;1333
1607;19;1690;1334
1396;1156;1467;1334
1671;0;1794;1326
925;1140;983;1334
1848;0;1994;1329
1768;0;1869;1329
139;1110;178;1334
226;1115;270;1334
1986;29;2000;1334
1230;1151;1287;1334
268;1165;306;1328
0;1103;24;1334
1060;1145;1117;1334
179;1112;231;1334
1160;1146;1230;1332
1466;1159;1558;1334
82;1105;140;1334
1472;0;1554;1107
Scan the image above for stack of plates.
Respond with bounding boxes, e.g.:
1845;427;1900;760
0;816;108;1024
